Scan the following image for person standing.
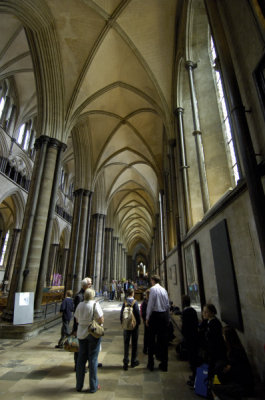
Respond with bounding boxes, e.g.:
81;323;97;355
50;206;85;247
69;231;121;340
75;288;104;393
181;294;199;386
109;280;115;301
55;289;74;348
73;277;92;370
140;289;150;354
120;288;141;370
146;275;170;372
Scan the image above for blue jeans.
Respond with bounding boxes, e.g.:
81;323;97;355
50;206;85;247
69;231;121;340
76;334;101;393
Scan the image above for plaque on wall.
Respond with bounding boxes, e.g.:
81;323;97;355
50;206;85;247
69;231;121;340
184;240;205;311
210;219;243;331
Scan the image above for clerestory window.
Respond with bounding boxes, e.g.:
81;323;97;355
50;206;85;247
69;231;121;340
209;36;240;187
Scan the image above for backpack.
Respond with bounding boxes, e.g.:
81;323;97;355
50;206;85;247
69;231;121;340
122;300;136;330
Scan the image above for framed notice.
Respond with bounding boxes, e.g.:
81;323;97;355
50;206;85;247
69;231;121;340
184;240;205;311
13;292;34;325
210;219;243;330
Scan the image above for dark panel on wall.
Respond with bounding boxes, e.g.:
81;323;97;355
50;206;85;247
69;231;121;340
210;219;243;331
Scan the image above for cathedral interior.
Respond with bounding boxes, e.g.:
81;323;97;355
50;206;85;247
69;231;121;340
0;0;265;394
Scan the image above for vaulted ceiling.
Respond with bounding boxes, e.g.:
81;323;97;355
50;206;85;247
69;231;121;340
0;0;180;257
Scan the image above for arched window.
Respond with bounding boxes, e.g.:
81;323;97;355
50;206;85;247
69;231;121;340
209;36;240;186
0;230;9;266
17;123;25;145
0;97;4;118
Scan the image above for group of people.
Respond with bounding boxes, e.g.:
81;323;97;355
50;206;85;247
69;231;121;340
56;277;103;393
120;274;170;372
104;279;138;301
180;297;254;400
55;275;254;399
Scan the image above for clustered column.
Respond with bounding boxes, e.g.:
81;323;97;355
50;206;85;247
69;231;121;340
3;136;66;321
185;60;210;213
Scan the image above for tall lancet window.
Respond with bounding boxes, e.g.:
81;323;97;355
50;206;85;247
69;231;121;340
209;36;240;187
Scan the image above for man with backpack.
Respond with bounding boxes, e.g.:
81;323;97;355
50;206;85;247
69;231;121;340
120;288;141;370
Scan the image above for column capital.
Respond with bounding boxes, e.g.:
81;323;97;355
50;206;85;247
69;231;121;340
34;135;67;152
185;60;197;70
174;107;184;115
92;213;106;219
192;130;202;136
74;188;84;197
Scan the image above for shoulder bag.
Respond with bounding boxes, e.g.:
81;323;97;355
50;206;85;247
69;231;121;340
88;302;104;338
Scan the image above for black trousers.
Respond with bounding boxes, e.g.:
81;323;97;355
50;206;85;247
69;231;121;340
148;311;168;368
123;326;139;366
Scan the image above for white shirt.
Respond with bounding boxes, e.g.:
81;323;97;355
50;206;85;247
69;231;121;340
74;300;103;339
146;283;169;320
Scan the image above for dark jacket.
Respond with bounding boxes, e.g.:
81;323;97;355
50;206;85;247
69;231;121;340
206;317;227;374
181;306;199;342
73;288;85;332
60;297;74;321
120;297;141;326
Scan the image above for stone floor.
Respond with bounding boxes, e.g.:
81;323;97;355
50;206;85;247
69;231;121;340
0;300;230;399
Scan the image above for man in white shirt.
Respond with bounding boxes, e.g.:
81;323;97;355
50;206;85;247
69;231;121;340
146;275;170;372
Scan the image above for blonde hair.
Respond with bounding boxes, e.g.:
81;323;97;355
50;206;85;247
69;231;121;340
84;288;95;301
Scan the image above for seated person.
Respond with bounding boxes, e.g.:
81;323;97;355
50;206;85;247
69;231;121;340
211;325;254;400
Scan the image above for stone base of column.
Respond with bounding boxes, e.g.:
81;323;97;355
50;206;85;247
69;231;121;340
0;313;61;340
1;309;14;322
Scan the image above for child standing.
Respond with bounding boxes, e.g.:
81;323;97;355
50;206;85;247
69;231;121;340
55;290;74;348
120;288;141;370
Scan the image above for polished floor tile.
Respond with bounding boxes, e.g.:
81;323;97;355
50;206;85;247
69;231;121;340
0;300;199;399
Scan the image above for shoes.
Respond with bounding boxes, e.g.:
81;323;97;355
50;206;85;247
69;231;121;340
98;363;103;368
89;385;100;393
123;364;128;371
147;363;154;371
55;345;63;349
76;388;82;392
158;363;167;372
131;360;139;368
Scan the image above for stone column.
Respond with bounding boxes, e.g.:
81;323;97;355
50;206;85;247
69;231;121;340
65;189;89;293
204;0;265;265
34;139;66;315
112;236;118;280
2;229;21;290
46;244;58;287
127;255;133;280
117;243;122;280
90;214;106;292
72;191;91;294
82;191;93;279
168;139;185;295
61;248;69;286
174;108;192;229
3;136;54;321
185;61;210;213
104;228;113;284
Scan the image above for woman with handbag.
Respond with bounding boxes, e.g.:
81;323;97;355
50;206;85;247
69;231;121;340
74;288;104;393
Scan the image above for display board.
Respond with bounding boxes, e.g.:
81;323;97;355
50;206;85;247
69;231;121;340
13;292;34;325
210;219;243;331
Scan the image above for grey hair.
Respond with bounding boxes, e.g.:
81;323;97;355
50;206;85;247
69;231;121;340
81;278;89;288
84;288;95;301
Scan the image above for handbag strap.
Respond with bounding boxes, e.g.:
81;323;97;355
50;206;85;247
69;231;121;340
92;302;96;319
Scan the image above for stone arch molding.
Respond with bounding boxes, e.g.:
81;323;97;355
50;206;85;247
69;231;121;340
0;0;65;142
0;128;9;157
0;188;25;229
